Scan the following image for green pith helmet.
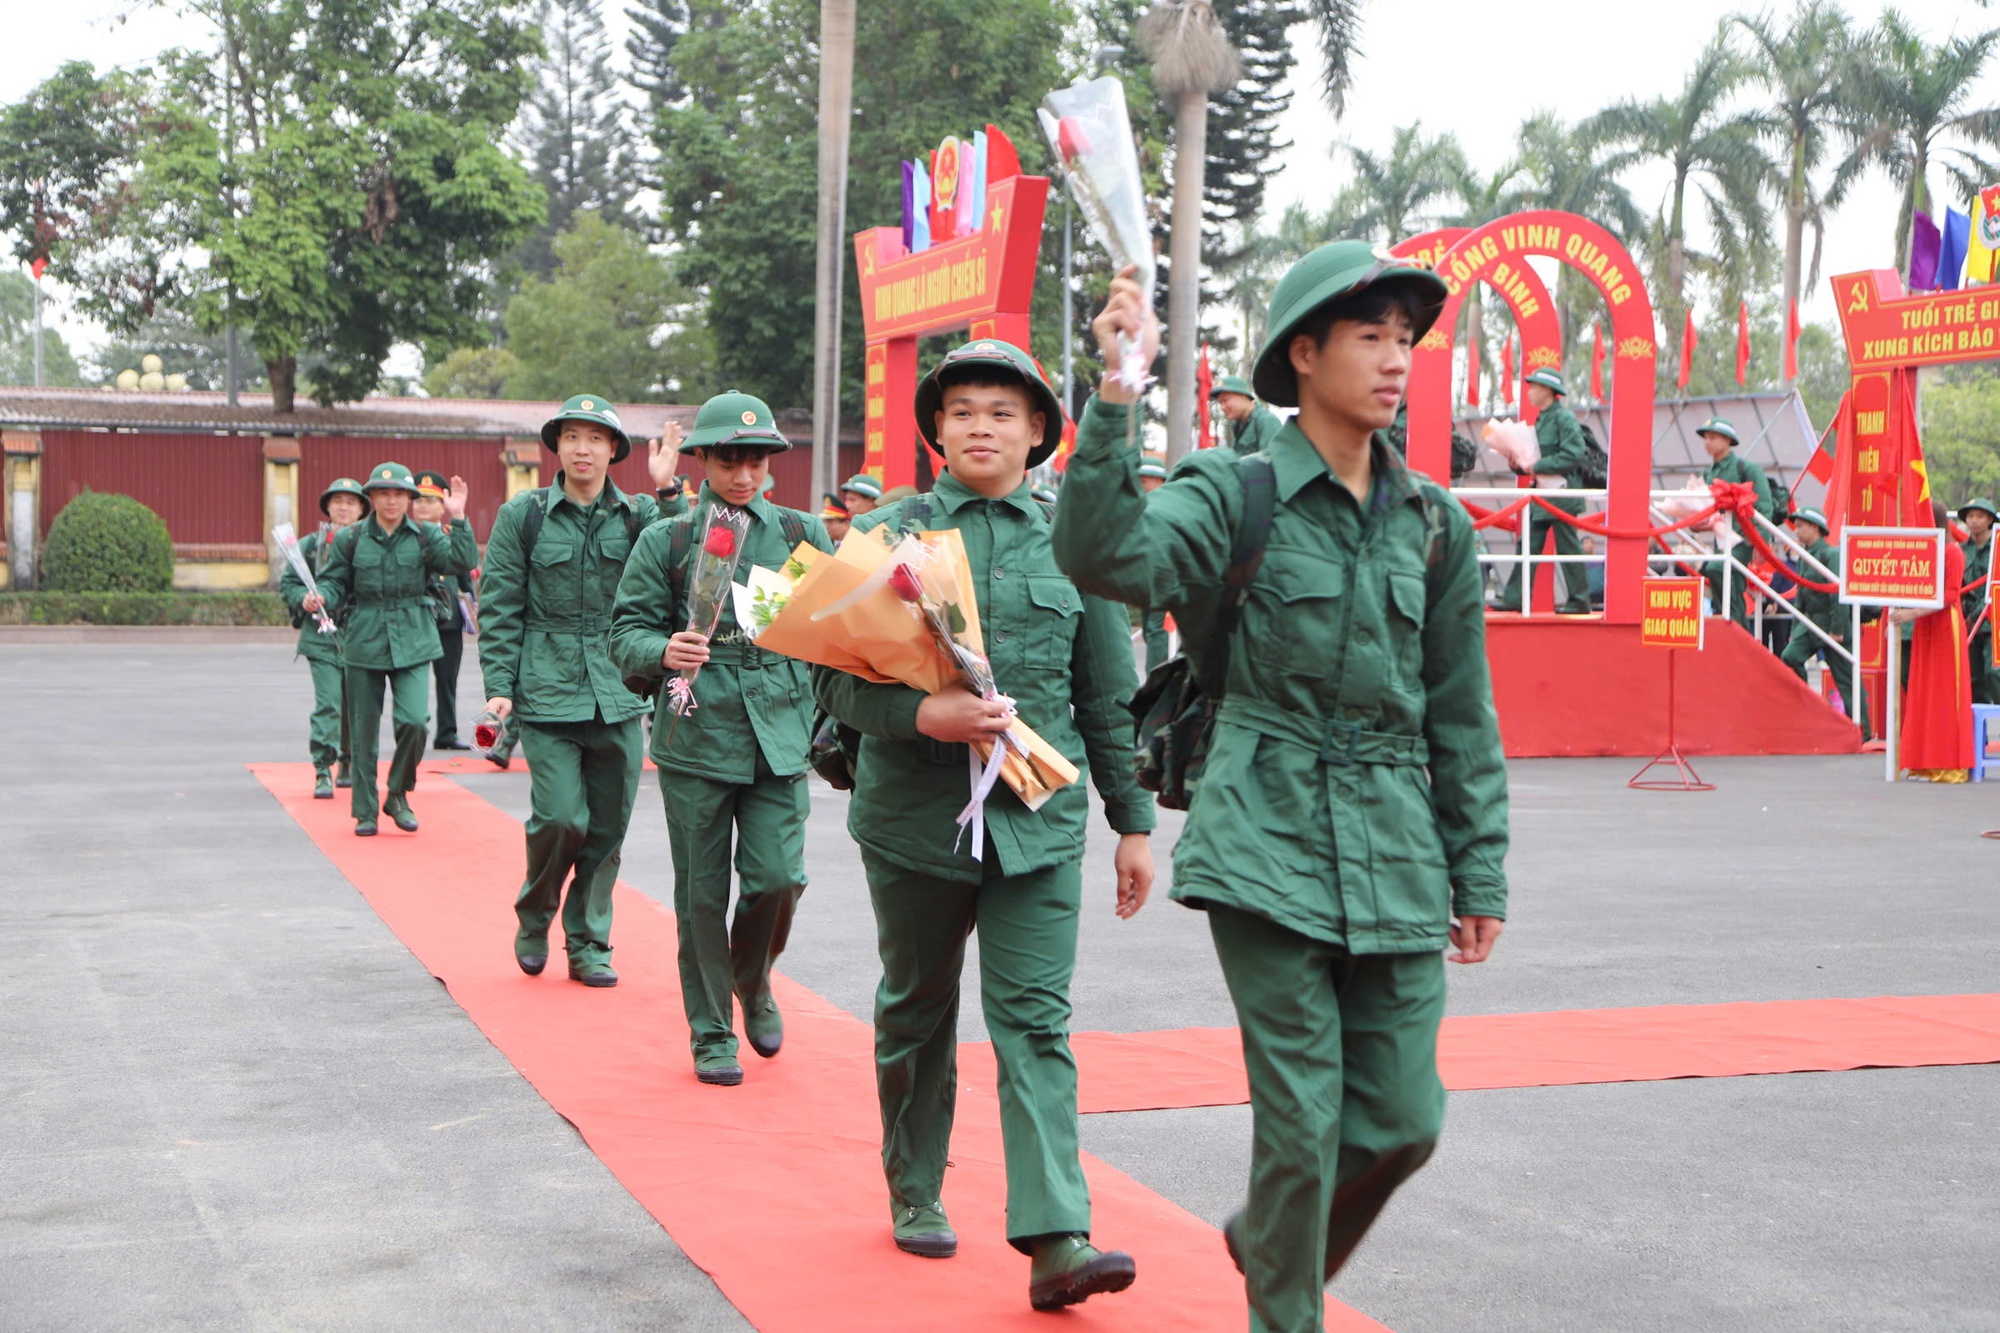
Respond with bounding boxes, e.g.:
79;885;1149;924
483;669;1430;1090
319;477;371;515
840;473;883;501
1791;508;1830;532
1032;484;1059;506
363;462;419;494
915;338;1065;466
1215;374;1255;398
681;390;789;454
1524;368;1567;395
1252;240;1449;408
1957;496;1998;523
541;392;634;462
1696;417;1740;446
1138;458;1168;480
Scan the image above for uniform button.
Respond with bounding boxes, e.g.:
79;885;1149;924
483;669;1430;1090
1336;783;1355;800
1356;628;1373;643
993;568;1006;580
745;688;759;699
995;630;1010;643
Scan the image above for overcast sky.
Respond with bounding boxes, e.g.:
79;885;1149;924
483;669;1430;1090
7;0;1999;372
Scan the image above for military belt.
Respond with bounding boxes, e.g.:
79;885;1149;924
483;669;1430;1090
362;595;430;610
1217;696;1429;767
527;613;610;635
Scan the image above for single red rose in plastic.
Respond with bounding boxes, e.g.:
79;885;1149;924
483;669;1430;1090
888;564;925;603
704;525;737;558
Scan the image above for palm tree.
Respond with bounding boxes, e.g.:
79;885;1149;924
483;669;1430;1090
1590;30;1776;381
1140;0;1239;463
1446;158;1524;403
1342;124;1466;245
1832;12;2000;279
1299;0;1363;111
1510;113;1646;359
810;0;856;502
1735;1;1852;380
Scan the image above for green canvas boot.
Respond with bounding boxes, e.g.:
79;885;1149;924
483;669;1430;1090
1027;1234;1135;1311
892;1201;956;1259
335;762;352;789
743;995;783;1059
694;1051;743;1086
313;768;334;800
384;795;418;833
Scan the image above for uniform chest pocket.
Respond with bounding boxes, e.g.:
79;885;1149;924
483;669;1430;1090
1385;571;1427;682
1248;553;1344;674
1024;575;1083;670
529;537;576;612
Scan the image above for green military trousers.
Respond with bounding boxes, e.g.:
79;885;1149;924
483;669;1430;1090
1780;632;1868;729
1208;904;1446;1333
344;664;429;821
862;848;1090;1253
1703;557;1754;633
1142;608;1170;675
1494;497;1590;614
661;753;808;1060
515;716;643;968
1970;630;1998;706
307;657;350;772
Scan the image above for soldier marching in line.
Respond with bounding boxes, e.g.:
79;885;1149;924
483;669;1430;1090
1216;374;1282;456
612;392;833;1082
1959;497;1998;706
1693;417;1779;633
412;471;476;752
305;464;477;836
1778;508;1867;733
1492;369;1592;615
279;477;370;799
1056;244;1509;1333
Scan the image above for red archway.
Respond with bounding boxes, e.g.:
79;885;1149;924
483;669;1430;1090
1393;228;1564;423
1407;211;1658;623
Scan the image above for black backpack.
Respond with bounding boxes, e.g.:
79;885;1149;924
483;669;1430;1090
1576;422;1610;489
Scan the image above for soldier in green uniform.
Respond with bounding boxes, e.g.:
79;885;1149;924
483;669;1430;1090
611;392;833;1080
813;339;1156;1310
1960;497;1998;705
281;477;370;798
1777;509;1866;730
479;395;677;986
1493;368;1592;615
412;471;476;750
1137;456;1171;672
841;472;884;517
1693;417;1777;633
1216;374;1282;456
307;464;478;835
1054;245;1510;1333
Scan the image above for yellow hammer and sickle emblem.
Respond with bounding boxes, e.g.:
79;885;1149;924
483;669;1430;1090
1847;280;1869;314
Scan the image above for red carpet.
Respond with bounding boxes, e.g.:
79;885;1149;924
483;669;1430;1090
963;997;2000;1115
252;763;1387;1333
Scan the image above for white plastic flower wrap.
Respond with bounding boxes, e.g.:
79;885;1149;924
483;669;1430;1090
1480;419;1541;475
272;523;336;634
1039;77;1155;394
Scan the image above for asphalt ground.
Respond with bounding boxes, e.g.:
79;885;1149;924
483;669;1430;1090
2;639;1996;1331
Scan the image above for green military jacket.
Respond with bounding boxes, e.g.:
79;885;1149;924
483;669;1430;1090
317;515;478;672
1962;537;1992;631
812;471;1157;883
1531;400;1588;485
479;478;661;726
612;487;832;780
1052;396;1509;953
1231;403;1283;456
1702;450;1778;526
279;529;345;665
1793;536;1848;640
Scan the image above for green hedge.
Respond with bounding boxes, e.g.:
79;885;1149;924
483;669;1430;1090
0;591;291;626
39;491;175;593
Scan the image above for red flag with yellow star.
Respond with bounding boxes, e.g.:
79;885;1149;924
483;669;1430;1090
1823;369;1933;535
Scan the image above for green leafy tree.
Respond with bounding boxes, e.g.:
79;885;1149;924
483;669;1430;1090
0;273;84;387
72;0;545;412
1590;30;1777;384
0;61;135;277
655;0;1069;409
1920;364;2000;504
423;345;522;398
623;0;689;114
501;211;711;401
514;0;642;276
1735;1;1853;377
1832;13;2000;277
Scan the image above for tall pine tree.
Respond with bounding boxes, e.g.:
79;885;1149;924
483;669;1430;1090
513;0;642;276
623;0;688;115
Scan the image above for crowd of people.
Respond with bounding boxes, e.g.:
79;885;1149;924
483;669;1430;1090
275;241;1510;1332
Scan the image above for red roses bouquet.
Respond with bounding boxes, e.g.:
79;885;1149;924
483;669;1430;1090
667;505;752;717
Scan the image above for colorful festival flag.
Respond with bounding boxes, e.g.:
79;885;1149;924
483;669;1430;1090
1908;210;1941;289
1939;207;1971;291
968;130;988;233
910;161;932;253
1784;298;1801;381
1677;308;1697;391
1970;193;2000;285
1464;330;1480;407
1735;300;1751;387
900;161;916;253
1196;344;1214;449
1590;322;1605;400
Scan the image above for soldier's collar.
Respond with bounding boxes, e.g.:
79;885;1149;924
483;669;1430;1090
932;469;1037;516
1269;420;1418;510
547;474;627;513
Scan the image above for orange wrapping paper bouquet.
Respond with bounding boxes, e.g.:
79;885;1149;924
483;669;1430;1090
745;527;1078;813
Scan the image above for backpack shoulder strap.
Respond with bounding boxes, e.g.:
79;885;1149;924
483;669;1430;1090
623;498;648;551
1199;455;1276;690
775;507;808;549
516;490;549;563
666;514;694;604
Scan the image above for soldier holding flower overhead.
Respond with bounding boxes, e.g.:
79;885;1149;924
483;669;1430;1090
611;392;833;1087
